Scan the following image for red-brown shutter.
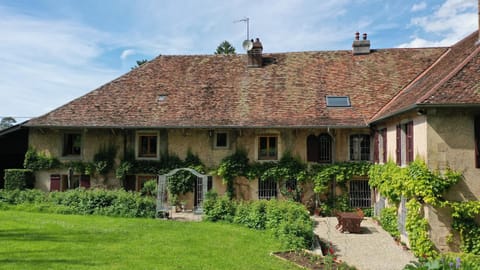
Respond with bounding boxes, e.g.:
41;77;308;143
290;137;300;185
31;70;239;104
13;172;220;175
50;174;61;191
381;128;387;162
406;122;414;164
396;125;401;165
373;130;379;163
475;117;480;168
80;175;91;188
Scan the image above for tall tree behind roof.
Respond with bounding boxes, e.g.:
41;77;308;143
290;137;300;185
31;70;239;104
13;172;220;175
215;41;236;55
0;117;16;130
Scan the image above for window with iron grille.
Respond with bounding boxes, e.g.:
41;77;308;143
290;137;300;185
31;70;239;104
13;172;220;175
349;179;371;208
350;134;370;161
258;178;277;200
307;133;332;163
258;136;278;160
214;132;228;148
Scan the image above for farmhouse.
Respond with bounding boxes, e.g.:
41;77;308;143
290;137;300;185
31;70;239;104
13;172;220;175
8;27;480;252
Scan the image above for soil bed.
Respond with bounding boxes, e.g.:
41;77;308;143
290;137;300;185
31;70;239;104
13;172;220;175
273;251;357;270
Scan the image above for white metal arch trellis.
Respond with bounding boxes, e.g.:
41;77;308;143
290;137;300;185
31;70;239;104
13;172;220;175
156;168;209;217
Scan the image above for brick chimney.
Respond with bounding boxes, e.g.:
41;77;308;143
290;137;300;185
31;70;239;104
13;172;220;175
352;32;371;55
248;38;263;67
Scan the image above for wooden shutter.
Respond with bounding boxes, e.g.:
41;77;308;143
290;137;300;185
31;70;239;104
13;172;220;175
307;135;319;162
80;175;91;188
396;125;401;165
381;129;387;162
50;174;61;191
373;130;379;163
406;122;414;164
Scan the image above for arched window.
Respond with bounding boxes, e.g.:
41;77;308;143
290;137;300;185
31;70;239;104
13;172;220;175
307;133;332;163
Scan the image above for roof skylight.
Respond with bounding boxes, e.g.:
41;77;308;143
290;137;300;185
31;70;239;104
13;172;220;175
326;96;351;107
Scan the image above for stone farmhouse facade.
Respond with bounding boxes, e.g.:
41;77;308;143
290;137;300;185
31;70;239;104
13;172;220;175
20;28;480;251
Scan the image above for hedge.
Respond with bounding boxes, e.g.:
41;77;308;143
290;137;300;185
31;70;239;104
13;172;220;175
4;169;34;190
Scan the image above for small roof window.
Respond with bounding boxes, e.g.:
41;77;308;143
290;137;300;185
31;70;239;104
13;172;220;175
158;94;168;102
326;96;351;107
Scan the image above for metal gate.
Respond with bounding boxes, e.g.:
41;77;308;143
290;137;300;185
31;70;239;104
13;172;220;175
349;179;371;208
374;195;386;217
398;196;408;238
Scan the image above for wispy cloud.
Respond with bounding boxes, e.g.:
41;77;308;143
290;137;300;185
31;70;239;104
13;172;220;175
120;49;136;60
411;2;427;12
0;6;122;117
399;0;477;47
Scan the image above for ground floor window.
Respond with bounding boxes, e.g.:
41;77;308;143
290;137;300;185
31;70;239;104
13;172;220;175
258;178;277;200
349;179;371;208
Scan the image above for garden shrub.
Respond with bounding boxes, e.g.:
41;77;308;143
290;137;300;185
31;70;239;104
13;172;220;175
203;191;236;222
204;194;314;250
0;188;156;218
379;206;400;239
4;169;34;190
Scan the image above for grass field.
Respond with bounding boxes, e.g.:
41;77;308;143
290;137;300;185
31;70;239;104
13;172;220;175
0;210;298;270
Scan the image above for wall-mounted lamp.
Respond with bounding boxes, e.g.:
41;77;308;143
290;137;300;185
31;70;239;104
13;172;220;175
208;130;214;137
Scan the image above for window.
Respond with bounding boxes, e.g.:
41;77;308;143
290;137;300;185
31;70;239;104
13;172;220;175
307;133;332;163
349;178;371;208
258;136;278;160
475;117;480;168
350;134;370;161
214;132;228;148
258;178;277;200
396;122;413;166
138;132;158;158
63;133;81;156
326;96;351;107
136;175;156;192
373;128;387;163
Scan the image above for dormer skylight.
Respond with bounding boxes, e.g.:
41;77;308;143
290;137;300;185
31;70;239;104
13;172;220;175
158;94;167;102
326;96;351;107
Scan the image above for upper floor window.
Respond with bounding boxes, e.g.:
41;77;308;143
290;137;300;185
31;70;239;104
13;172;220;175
374;128;387;163
396;122;413;166
137;132;158;158
350;134;370;161
475;117;480;168
258;135;278;160
63;133;81;156
307;133;332;163
214;132;228;149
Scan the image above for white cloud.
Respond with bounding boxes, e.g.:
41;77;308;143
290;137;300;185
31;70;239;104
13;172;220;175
120;49;136;60
0;6;122;117
411;2;427;12
399;0;477;47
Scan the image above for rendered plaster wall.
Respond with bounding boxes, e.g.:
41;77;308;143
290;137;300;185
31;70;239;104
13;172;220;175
29;128;123;190
426;109;480;200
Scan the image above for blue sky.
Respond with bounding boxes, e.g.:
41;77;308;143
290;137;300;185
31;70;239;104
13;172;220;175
0;0;477;121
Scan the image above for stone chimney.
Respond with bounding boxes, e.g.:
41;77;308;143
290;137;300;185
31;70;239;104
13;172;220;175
352;32;371;55
247;38;263;67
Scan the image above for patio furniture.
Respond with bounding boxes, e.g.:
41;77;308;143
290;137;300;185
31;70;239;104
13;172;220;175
336;211;364;233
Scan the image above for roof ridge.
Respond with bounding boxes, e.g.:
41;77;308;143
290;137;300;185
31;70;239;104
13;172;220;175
417;45;480;104
369;47;451;122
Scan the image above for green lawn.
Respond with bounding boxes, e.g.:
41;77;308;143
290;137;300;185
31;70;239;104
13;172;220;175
0;210;299;270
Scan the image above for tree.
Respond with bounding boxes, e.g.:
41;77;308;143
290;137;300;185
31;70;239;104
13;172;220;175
0;117;16;130
131;59;148;70
215;41;236;55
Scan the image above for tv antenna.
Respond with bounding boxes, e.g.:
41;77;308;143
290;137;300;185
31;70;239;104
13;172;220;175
234;17;252;51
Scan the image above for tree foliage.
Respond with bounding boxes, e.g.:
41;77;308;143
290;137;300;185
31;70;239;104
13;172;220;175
131;59;148;70
0;117;16;130
215;41;236;55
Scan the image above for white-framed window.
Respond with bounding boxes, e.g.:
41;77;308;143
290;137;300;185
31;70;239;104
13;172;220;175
349;134;370;161
257;135;278;160
136;131;159;159
214;131;229;149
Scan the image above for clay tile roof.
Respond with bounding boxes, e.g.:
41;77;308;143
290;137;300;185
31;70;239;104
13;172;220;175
371;31;480;122
26;47;445;129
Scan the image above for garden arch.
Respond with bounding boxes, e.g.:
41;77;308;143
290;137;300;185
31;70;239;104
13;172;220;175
156;168;209;217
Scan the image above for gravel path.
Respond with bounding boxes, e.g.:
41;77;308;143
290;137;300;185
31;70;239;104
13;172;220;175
313;217;416;270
